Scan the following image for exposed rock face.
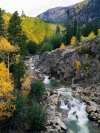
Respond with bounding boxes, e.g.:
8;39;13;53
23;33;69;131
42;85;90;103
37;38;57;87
37;48;77;83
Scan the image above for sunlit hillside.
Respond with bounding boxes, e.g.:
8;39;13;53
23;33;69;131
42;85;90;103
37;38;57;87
3;13;63;44
21;17;61;44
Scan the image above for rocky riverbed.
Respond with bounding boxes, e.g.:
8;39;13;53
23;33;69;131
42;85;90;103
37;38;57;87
72;84;100;127
25;53;100;133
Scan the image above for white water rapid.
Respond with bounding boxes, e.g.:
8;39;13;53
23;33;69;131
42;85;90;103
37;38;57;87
58;88;89;133
43;75;50;84
27;56;100;133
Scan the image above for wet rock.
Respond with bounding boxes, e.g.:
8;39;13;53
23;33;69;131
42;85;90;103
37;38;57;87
56;117;67;130
62;110;68;119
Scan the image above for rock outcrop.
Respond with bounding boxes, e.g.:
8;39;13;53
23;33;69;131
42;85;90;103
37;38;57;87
37;48;77;84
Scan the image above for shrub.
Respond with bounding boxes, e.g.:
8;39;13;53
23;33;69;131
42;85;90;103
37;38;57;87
87;31;95;41
70;36;76;46
26;41;37;54
8;93;27;131
24;102;47;132
30;80;45;101
8;93;47;132
75;60;82;70
98;29;100;36
60;43;66;50
49;35;63;49
40;42;53;55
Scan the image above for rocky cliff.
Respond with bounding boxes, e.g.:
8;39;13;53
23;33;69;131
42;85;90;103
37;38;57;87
37;48;77;84
37;36;100;86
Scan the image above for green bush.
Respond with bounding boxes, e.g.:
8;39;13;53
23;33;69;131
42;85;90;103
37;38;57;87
49;35;63;49
8;94;27;131
2;93;47;132
25;102;47;132
40;42;53;55
30;80;45;101
26;41;37;54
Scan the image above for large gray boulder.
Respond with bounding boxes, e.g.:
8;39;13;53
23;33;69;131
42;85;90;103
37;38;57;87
37;48;77;83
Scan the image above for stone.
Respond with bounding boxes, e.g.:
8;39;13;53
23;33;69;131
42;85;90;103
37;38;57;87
62;110;68;119
56;117;67;130
86;105;97;113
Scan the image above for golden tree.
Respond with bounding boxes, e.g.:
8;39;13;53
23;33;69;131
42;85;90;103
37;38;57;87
0;62;15;120
60;43;66;49
87;31;95;40
0;37;19;78
98;29;100;36
75;60;81;70
70;36;76;46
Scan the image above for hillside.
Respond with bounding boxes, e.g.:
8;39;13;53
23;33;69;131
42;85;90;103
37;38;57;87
74;0;100;22
2;12;63;44
37;0;100;23
36;0;89;23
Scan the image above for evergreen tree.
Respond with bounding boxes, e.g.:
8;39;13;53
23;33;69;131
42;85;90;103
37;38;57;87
8;11;22;44
11;60;25;89
56;24;60;35
7;11;28;55
0;8;5;37
62;9;73;45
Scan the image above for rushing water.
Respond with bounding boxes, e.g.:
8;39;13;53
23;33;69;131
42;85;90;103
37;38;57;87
29;56;100;133
43;76;100;133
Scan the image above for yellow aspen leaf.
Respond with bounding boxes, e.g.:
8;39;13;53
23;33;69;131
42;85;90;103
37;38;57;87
70;36;76;46
60;43;66;50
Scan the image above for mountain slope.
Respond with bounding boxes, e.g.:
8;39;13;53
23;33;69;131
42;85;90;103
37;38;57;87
2;12;63;44
37;0;100;23
74;0;100;22
37;0;89;23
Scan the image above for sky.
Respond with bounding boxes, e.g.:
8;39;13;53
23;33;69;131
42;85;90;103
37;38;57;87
0;0;84;17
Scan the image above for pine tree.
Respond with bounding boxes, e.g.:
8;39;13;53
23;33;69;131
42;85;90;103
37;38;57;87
56;24;60;35
62;9;73;45
0;8;5;37
8;11;22;44
7;11;28;55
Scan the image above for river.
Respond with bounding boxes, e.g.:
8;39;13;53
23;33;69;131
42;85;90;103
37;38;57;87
43;76;100;133
29;55;100;133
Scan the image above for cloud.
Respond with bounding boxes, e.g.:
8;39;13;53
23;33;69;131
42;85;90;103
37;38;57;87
0;0;84;17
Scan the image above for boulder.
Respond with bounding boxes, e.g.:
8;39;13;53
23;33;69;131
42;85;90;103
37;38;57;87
86;105;97;113
56;117;67;130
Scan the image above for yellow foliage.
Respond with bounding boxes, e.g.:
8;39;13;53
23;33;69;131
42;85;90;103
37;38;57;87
98;29;100;36
0;62;15;120
0;37;19;52
70;36;76;46
75;60;81;70
15;54;20;64
21;74;32;95
87;31;95;40
81;36;87;43
60;43;66;49
21;17;64;44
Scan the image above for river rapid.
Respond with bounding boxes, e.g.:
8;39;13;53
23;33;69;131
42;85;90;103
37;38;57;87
28;55;100;133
